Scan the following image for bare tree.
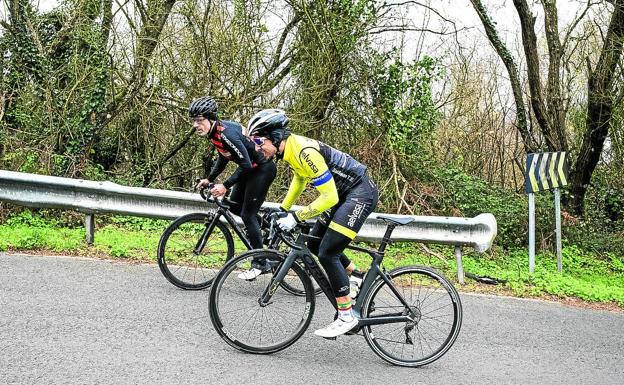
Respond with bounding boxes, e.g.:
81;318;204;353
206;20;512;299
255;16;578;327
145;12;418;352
469;0;624;214
569;0;624;213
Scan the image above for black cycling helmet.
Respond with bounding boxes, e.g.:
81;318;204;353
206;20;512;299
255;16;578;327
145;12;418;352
247;109;290;147
189;96;218;120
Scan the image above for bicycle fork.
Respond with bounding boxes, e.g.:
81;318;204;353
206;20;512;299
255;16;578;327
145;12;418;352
258;252;299;306
193;214;219;255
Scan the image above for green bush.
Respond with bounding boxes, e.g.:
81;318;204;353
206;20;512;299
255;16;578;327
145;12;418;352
432;168;556;249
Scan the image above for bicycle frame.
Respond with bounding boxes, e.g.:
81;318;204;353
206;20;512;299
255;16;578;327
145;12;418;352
260;223;418;328
196;198;254;253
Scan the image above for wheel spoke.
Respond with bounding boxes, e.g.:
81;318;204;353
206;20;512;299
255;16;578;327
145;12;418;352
362;267;462;367
158;214;233;290
210;251;315;353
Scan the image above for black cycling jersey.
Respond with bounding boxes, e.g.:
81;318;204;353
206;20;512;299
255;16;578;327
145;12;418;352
207;120;269;188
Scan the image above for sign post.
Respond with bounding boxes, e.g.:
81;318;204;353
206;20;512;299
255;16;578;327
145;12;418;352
554;188;562;272
525;152;569;273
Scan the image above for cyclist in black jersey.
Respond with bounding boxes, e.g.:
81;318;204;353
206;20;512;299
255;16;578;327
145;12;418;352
190;97;276;276
248;109;379;338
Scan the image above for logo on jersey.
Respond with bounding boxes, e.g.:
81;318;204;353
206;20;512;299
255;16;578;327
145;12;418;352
331;167;355;182
221;134;244;160
312;170;332;186
300;151;319;173
347;201;365;227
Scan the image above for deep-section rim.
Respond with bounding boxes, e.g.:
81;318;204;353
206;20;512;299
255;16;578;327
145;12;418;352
209;250;315;353
361;265;462;367
157;212;234;290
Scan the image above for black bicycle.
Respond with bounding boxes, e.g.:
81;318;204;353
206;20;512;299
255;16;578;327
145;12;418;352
209;214;463;367
157;186;271;290
157;188;319;293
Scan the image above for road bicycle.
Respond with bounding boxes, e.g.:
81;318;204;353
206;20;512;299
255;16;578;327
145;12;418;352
157;188;318;293
208;214;463;367
157;187;273;290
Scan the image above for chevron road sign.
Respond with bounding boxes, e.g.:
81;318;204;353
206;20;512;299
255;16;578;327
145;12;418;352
525;151;569;273
525;152;569;193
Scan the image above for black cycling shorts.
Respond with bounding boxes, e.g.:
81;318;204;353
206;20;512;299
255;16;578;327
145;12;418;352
317;177;378;240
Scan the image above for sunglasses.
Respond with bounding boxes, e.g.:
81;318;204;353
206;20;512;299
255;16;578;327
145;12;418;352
252;136;265;146
190;116;206;124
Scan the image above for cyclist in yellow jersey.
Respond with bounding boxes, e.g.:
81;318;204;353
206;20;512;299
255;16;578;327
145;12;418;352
248;109;379;338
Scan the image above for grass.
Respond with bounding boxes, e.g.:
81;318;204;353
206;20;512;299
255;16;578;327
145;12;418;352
1;211;623;309
0;221;161;260
344;241;624;309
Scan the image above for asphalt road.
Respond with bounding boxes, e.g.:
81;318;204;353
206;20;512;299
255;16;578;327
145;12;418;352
1;253;622;385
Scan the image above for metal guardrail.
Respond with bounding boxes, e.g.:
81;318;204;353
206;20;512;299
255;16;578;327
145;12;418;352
0;170;497;283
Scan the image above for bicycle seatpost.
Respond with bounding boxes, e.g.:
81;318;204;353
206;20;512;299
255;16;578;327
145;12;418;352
378;224;397;253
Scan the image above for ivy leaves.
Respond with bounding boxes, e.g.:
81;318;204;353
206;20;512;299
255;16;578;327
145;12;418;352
374;54;442;174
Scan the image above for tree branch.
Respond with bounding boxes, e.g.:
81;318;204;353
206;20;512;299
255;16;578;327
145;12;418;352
469;0;536;152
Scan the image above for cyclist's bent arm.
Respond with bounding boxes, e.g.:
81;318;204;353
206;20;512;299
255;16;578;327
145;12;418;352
282;147;339;221
281;174;306;211
220;131;255;188
207;154;228;182
295;175;338;220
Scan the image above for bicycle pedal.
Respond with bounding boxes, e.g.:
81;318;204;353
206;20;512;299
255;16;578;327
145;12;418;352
322;336;337;341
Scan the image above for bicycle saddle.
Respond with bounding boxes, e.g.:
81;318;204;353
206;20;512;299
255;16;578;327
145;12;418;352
377;215;415;226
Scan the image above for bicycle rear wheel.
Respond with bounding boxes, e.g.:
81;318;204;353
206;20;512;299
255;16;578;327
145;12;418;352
361;266;462;367
209;250;315;354
157;213;234;290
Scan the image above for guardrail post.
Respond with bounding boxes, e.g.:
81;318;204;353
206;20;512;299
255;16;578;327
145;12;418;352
455;246;465;285
85;214;95;245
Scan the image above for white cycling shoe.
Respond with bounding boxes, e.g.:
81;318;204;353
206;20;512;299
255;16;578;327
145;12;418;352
237;268;265;280
237;259;272;280
314;317;358;338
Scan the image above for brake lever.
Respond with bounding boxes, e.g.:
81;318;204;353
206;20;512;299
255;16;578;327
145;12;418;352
196;179;217;202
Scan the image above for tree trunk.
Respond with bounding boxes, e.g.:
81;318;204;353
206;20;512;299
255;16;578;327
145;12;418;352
469;0;536;152
512;0;558;150
568;1;624;214
541;0;568;151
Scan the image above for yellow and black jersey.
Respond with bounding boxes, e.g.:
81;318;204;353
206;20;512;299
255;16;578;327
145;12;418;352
281;134;367;221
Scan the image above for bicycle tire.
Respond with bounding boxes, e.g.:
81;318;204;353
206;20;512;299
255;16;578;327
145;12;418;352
209;250;315;354
157;213;234;290
361;265;462;367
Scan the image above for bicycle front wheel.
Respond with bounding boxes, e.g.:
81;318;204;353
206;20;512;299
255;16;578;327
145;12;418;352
209;250;315;354
157;213;234;290
361;266;462;367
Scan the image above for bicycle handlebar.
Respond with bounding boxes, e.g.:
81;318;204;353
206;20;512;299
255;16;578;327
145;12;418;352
197;181;230;209
267;212;307;251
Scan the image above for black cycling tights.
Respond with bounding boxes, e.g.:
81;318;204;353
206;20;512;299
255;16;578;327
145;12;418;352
307;228;352;297
228;161;277;249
